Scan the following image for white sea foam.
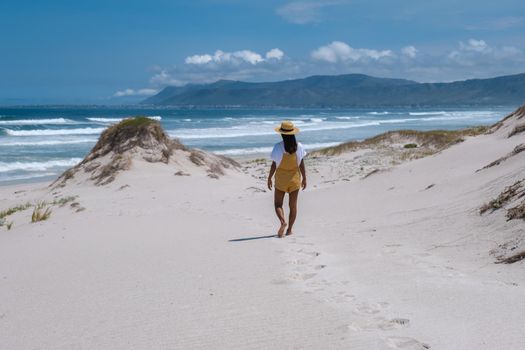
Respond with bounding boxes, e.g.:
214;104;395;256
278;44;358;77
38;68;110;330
335;116;361;120
87;118;123;123
87;116;162;123
0;172;58;182
169;121;381;139
214;142;342;156
0;138;97;147
215;146;273;155
379;118;419;124
0;118;74;125
409;111;447;116
368;111;390;115
0;158;82;173
3;128;105;136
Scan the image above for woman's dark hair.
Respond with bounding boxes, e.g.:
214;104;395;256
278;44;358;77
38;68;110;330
282;134;297;154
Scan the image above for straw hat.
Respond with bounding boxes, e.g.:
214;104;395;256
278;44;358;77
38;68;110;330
275;120;300;135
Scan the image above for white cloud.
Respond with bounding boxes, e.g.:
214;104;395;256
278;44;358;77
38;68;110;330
311;41;393;63
276;1;342;24
135;39;525;93
448;38;524;67
113;88;158;97
185;54;213;65
150;70;186;86
185;48;284;66
402;46;418;58
231;50;264;64
266;48;284;60
495;46;523;59
459;39;489;53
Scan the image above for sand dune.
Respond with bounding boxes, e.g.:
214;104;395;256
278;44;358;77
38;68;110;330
1;108;524;349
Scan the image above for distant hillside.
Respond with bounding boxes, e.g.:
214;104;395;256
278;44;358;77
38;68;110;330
142;73;525;107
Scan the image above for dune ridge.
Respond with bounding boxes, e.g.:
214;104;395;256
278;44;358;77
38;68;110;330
51;116;240;187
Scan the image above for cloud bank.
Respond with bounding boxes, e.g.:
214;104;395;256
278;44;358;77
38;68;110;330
113;88;158;97
311;41;394;63
113;38;525;98
185;48;284;65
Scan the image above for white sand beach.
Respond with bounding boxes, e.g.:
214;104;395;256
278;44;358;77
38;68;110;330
1;107;524;349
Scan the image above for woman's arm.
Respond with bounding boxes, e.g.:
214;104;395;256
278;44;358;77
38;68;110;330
267;161;276;190
300;159;307;190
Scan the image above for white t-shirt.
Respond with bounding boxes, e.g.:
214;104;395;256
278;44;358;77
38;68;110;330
270;141;306;167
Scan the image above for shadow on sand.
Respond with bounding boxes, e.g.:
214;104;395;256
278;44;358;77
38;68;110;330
229;234;277;242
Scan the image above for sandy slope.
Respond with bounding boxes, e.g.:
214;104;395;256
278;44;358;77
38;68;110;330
0;110;524;349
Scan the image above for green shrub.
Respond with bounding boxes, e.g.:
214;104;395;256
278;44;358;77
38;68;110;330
404;143;418;149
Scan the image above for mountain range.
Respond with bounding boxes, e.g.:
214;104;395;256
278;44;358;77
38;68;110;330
142;73;525;107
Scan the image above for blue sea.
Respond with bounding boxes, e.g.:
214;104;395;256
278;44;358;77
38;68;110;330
0;106;514;184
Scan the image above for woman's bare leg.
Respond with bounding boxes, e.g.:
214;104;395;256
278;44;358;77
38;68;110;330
286;190;299;236
274;189;287;237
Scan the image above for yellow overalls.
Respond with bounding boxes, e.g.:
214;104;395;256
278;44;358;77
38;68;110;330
275;152;301;193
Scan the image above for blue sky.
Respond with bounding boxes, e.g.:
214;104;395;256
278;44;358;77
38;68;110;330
1;0;524;104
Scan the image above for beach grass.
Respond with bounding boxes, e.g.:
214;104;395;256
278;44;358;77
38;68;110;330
0;202;32;219
50;196;78;207
312;127;488;156
31;203;52;223
480;180;524;214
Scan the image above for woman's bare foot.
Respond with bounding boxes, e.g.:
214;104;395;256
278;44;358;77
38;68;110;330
285;229;293;236
278;221;287;238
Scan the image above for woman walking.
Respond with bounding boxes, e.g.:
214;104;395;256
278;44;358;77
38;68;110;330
267;121;307;238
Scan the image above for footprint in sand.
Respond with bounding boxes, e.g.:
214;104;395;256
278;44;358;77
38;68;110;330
378;318;410;330
293;266;309;272
280;273;317;284
286;259;308;266
354;302;389;315
347;318;383;331
296;249;321;258
301;273;317;280
346;317;410;332
385;336;430;349
323;293;355;304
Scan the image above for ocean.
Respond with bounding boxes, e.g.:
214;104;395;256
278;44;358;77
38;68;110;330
0;105;514;185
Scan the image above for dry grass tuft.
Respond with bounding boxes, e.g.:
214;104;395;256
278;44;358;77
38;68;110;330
478;144;525;171
189;149;240;178
506;201;525;220
496;251;525;264
31;202;52;223
363;169;380;178
189;150;206;166
91;155;132;185
0;202;32;219
51;196;77;207
508;123;525;138
489;104;525;133
479;180;525;214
